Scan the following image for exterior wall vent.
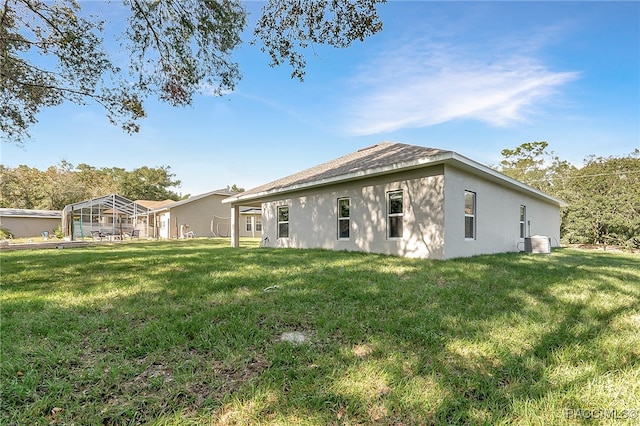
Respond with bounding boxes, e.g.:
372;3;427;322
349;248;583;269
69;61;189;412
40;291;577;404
524;235;551;254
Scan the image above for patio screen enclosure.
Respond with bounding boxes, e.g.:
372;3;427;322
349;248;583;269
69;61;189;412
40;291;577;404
62;194;150;240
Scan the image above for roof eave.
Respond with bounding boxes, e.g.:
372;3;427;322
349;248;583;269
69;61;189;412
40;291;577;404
222;152;455;204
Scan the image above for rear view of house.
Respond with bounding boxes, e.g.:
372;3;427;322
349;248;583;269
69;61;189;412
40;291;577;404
223;142;566;259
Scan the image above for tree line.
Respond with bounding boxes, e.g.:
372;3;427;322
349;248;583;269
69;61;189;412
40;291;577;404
496;142;640;249
0;162;184;210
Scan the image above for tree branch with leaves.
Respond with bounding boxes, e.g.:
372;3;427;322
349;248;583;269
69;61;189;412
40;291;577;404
1;0;385;144
1;0;146;143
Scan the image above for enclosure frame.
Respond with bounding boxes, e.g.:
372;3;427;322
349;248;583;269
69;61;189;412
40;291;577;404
62;194;150;240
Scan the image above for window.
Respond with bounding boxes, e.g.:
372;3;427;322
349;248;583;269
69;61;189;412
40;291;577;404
277;206;289;238
246;216;252;232
519;205;526;238
255;216;262;232
387;190;404;239
337;198;350;239
464;191;476;240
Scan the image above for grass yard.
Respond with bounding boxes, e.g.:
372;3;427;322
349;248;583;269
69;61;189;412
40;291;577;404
1;239;639;425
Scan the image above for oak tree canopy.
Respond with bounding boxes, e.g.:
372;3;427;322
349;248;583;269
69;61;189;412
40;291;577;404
1;0;385;144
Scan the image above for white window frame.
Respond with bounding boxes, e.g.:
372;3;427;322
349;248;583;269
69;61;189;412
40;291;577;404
277;206;289;239
246;216;252;232
464;191;476;240
255;216;262;232
337;197;350;240
519;205;526;239
387;190;404;239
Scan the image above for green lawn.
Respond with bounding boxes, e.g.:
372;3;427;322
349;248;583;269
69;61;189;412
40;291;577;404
1;239;639;425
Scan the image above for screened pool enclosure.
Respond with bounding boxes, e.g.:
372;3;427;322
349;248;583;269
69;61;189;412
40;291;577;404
62;194;150;240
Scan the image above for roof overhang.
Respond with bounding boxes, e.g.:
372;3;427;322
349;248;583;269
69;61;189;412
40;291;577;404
222;152;567;208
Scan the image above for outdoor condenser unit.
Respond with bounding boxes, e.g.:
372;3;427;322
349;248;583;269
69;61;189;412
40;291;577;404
524;235;551;254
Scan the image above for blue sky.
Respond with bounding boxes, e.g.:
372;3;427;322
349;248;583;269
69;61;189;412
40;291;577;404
2;1;639;197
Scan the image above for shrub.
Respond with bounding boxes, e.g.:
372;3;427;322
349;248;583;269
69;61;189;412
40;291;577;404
0;227;14;239
52;225;63;239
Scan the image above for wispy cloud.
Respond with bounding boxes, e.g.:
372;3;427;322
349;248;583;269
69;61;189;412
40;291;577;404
343;35;579;135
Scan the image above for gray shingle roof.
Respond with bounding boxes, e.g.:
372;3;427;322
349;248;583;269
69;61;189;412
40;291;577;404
238;142;450;199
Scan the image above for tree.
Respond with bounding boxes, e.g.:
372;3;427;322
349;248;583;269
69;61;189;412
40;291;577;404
117;166;182;201
75;163;119;198
0;162;183;208
227;183;244;192
1;0;386;144
561;151;640;248
1;0;146;142
497;141;552;190
254;0;384;80
41;160;86;209
0;164;47;208
496;141;579;199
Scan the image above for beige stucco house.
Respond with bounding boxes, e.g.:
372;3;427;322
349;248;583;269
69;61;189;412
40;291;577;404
0;208;62;238
223;142;567;259
240;207;263;238
149;189;261;239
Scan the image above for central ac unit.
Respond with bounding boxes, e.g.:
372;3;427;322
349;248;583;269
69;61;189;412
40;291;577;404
524;235;551;254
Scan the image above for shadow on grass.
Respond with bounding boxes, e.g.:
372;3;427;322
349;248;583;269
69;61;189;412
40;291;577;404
1;242;638;424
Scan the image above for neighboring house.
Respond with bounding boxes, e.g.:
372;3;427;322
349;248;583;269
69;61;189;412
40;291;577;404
223;142;567;259
134;199;174;238
0;208;62;238
148;189;256;239
240;207;263;238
